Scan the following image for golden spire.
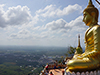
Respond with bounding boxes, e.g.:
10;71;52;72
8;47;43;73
75;34;83;54
84;0;96;12
87;0;94;7
78;34;81;47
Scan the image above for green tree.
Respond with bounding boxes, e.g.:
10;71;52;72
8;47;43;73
65;46;76;57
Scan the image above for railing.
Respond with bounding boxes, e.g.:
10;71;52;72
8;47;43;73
40;64;47;75
48;64;66;69
64;70;100;75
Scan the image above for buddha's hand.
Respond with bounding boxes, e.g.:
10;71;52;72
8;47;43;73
77;55;83;59
73;54;82;59
73;55;83;59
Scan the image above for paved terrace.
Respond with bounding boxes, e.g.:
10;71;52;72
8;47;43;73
40;64;66;75
49;69;64;75
40;57;72;75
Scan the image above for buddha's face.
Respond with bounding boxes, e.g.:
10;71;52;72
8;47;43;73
83;11;92;26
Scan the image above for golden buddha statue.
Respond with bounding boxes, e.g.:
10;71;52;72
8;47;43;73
67;0;100;72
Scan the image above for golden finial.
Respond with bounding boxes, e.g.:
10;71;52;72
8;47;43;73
75;34;83;54
87;0;94;7
78;34;80;47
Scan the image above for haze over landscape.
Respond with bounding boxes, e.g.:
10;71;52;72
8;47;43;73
0;0;99;47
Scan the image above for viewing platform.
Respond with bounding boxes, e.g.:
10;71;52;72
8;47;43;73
40;63;66;75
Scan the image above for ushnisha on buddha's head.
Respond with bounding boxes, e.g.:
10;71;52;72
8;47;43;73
83;0;99;27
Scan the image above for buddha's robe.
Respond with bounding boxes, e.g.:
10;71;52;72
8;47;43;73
67;25;100;71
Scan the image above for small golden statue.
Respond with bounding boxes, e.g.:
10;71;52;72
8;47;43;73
67;0;100;72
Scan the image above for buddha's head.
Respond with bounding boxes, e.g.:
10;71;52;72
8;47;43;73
83;0;99;26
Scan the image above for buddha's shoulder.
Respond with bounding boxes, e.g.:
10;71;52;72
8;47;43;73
93;25;100;31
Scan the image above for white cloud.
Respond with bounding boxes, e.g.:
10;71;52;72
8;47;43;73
68;16;83;27
0;3;87;47
18;29;30;34
58;29;68;33
36;5;55;14
45;16;86;35
40;19;46;22
32;26;40;30
36;4;82;17
9;29;32;39
10;33;17;38
8;15;86;42
18;14;39;30
68;16;87;32
9;28;49;40
46;18;67;30
57;4;82;16
0;4;32;28
31;14;39;25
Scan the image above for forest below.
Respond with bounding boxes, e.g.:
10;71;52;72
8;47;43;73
0;46;68;75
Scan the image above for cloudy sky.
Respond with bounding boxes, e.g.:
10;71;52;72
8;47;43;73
0;0;99;47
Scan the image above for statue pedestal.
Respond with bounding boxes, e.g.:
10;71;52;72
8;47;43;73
64;70;100;75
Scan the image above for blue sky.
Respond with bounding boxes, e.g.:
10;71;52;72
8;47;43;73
0;0;99;47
